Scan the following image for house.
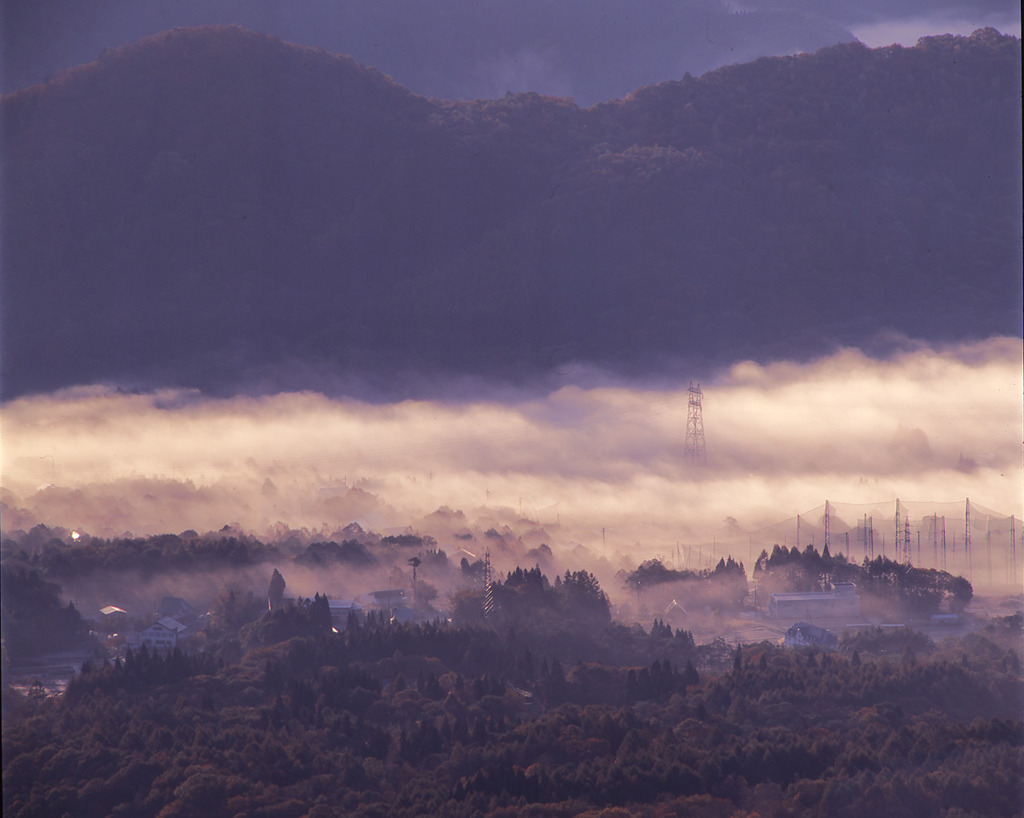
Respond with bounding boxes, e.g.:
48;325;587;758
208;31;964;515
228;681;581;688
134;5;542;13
156;596;195;622
768;584;860;619
784;622;838;649
663;599;688;627
98;605;128;635
141;617;187;651
327;599;364;631
363;589;416;624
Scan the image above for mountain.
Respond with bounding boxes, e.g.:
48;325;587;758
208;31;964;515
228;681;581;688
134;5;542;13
2;26;1020;399
3;0;1018;103
2;0;861;102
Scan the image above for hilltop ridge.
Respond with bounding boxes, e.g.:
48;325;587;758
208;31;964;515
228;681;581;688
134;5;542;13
2;26;1020;398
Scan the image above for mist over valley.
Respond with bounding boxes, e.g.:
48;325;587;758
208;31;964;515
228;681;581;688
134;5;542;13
3;340;1021;578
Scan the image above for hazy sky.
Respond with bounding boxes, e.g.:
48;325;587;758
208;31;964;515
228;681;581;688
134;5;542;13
853;14;1021;47
4;339;1020;584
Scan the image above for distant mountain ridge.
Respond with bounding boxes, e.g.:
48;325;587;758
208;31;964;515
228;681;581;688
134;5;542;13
2;26;1021;399
3;0;1018;102
2;0;861;101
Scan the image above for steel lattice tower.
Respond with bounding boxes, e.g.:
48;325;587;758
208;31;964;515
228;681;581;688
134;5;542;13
896;499;913;565
684;382;707;464
965;498;972;578
482;550;495;618
1011;516;1017;586
895;499;903;563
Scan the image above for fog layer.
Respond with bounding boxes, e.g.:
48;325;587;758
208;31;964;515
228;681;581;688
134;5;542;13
3;340;1020;564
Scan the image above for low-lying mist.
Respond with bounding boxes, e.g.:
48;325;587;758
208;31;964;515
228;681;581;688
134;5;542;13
3;338;1021;590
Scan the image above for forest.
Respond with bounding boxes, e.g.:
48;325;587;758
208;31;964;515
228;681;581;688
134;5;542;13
3;576;1022;816
4;525;1021;815
2;27;1020;399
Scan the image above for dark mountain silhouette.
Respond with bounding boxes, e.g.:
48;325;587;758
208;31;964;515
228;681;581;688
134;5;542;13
0;0;856;103
3;0;1018;103
2;26;1020;399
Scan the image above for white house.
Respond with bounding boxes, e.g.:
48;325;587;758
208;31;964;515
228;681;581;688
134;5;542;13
141;617;187;651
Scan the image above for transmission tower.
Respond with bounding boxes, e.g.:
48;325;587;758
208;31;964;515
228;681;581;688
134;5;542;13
823;501;831;552
894;499;912;565
482;549;495;619
895;499;903;563
1011;516;1017;587
987;517;993;586
965;498;972;578
684;382;707;464
862;514;874;560
941;517;947;570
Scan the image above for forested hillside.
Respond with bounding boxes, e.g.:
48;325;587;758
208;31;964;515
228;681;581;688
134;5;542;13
2;0;862;102
4;608;1022;817
3;526;1021;816
2;26;1020;398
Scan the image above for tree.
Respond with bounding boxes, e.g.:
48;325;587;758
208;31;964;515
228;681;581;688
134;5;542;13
309;593;332;634
268;568;286;610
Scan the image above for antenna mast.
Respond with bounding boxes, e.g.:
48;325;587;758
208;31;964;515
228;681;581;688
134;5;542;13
684;382;707;464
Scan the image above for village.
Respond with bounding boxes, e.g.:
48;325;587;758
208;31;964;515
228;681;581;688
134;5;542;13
83;569;976;661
